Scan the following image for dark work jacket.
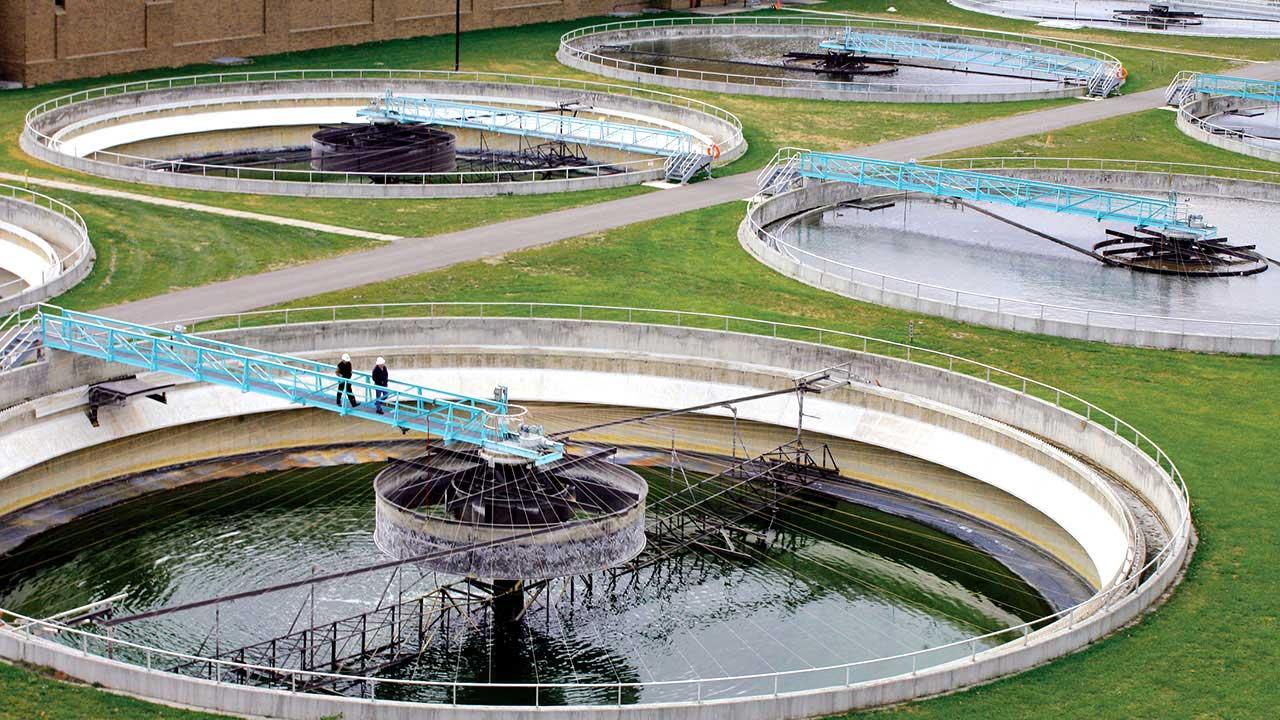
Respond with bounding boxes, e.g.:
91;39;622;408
372;365;389;387
337;360;353;379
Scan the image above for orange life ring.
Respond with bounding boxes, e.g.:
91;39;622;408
1117;66;1129;79
706;144;722;159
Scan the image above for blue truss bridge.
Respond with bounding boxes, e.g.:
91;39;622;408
817;30;1124;97
15;306;564;465
1166;72;1280;106
357;90;701;157
757;149;1215;237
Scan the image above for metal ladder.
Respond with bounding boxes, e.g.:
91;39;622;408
1165;71;1200;106
663;152;711;184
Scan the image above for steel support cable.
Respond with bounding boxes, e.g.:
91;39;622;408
630;448;1063;610
644;475;1059;626
26;459;382;633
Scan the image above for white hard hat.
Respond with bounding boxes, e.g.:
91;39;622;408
341;353;351;362
376;357;385;366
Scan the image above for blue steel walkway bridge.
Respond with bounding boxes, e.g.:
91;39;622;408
15;306;564;465
357;90;714;182
757;149;1215;237
1166;72;1280;106
818;30;1124;97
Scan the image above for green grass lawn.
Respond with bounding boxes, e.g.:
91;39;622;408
934;107;1280;173
11;200;1275;719
39;189;380;310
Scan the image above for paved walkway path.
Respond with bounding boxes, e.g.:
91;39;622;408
0;173;400;243
95;60;1280;325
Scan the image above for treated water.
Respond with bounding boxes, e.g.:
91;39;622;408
594;35;1062;93
0;460;1056;703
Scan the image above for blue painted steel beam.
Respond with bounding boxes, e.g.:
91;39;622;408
357;91;698;157
1193;73;1280;104
36;307;564;465
793;152;1214;235
818;31;1102;80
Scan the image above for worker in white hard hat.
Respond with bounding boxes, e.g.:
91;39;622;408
371;356;390;415
335;353;358;408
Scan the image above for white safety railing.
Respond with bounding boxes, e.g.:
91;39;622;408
1176;95;1280;159
0;301;1191;707
0;184;92;300
22;69;744;187
744;163;1280;342
559;15;1122;95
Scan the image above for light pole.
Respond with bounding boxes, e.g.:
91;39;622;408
454;0;461;72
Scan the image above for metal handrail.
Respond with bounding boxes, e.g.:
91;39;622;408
745;167;1280;341
559;15;1122;94
0;184;92;298
22;69;744;186
0;301;1186;705
928;155;1280;183
1176;97;1280;157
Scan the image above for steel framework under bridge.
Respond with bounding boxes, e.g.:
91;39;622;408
25;306;565;465
357;90;700;157
818;30;1105;81
761;150;1214;236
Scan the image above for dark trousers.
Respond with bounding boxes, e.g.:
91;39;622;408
336;380;356;407
374;387;389;413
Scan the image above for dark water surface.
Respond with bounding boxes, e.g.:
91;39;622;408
0;461;1055;703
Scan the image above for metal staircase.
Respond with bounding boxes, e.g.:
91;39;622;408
1086;61;1125;98
756;150;803;196
663;151;711;184
0;312;40;372
1165;71;1200;106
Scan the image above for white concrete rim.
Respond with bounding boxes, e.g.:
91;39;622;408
558;15;1121;102
0;305;1191;717
21;70;746;198
0;185;94;314
741;163;1280;354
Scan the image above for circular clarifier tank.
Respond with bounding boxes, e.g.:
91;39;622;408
22;72;745;197
948;0;1280;37
559;17;1122;102
768;190;1280;337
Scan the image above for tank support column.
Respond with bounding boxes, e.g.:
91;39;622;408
493;579;525;623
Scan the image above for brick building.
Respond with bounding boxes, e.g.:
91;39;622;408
0;0;650;86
